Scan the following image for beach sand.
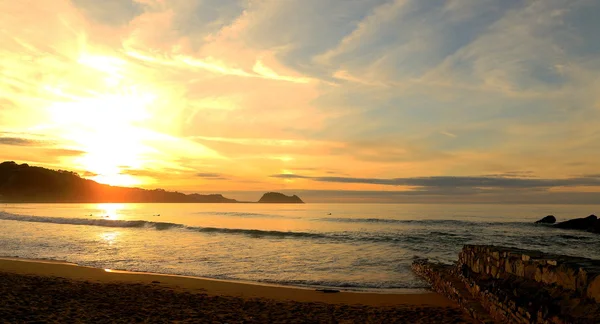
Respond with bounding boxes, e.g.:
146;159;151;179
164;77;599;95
0;258;474;323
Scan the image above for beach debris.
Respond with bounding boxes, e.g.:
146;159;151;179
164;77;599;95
316;289;340;294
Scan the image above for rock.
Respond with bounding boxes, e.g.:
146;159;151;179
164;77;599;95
535;215;556;224
555;215;597;230
591;219;600;234
316;289;340;293
257;192;304;204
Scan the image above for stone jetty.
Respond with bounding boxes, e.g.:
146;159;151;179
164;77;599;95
412;245;600;323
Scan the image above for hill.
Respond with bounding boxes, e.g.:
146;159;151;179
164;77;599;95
0;161;239;203
258;192;304;204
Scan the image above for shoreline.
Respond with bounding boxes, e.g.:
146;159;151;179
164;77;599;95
0;257;477;322
0;257;449;307
0;256;428;295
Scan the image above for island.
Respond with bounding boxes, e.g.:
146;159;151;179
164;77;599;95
257;192;304;204
0;161;303;204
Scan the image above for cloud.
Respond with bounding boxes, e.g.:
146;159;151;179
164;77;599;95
0;137;43;146
196;172;228;180
2;0;600;200
81;171;99;177
270;173;600;189
70;0;145;25
47;149;87;157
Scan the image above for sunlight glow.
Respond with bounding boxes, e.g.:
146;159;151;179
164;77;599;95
100;232;120;245
98;203;125;220
78;55;126;75
47;78;157;186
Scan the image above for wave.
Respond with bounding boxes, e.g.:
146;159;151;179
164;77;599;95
316;217;526;226
0;212;547;245
188;226;326;239
256;278;429;290
193;211;294;219
0;212;184;230
0;212;326;239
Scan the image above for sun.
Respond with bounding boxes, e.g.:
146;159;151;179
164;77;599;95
46;54;158;186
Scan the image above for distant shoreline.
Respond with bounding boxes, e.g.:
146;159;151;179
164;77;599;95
0;162;304;204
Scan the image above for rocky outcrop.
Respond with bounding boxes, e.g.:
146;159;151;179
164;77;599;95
0;161;240;203
534;215;556;224
592;220;600;234
555;214;597;230
258;192;304;204
413;245;600;324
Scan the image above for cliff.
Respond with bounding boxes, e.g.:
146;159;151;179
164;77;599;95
0;161;238;203
257;192;304;204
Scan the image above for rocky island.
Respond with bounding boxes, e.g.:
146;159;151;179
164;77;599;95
0;161;303;204
257;192;304;204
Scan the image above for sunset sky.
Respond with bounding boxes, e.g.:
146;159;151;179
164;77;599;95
1;0;600;203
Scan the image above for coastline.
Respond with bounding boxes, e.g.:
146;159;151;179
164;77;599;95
0;257;476;323
0;257;449;307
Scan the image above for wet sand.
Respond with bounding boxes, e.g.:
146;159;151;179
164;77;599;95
0;258;474;323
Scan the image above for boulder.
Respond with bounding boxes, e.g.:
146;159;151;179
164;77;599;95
535;215;556;224
555;215;597;230
591;219;600;234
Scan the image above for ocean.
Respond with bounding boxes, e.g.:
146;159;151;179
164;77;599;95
1;203;598;292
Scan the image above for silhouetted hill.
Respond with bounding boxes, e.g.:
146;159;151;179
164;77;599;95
258;192;304;204
0;161;241;203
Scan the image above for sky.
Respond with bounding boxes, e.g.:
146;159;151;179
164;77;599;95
1;0;600;203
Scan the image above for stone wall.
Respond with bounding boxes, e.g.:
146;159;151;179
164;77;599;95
459;245;600;303
413;246;600;324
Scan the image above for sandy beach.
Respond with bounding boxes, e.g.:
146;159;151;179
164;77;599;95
0;258;474;323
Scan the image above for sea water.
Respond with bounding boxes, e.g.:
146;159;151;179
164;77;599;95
1;203;598;291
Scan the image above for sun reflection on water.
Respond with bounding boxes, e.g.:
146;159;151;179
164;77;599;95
100;232;120;245
97;203;125;219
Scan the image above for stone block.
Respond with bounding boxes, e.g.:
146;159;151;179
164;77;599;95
514;260;525;277
506;259;514;274
576;268;589;292
554;266;577;290
491;265;498;278
535;267;543;282
541;267;557;285
524;264;537;280
586;274;600;303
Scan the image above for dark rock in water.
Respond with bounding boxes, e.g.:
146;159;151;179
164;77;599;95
535;215;556;224
258;192;304;204
591;219;600;234
555;215;597;230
